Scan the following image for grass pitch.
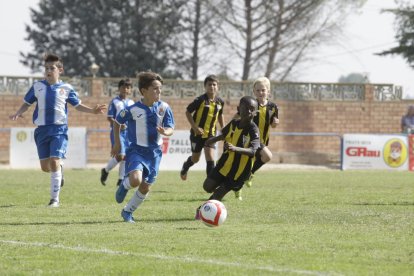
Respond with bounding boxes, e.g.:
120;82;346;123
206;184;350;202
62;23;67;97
0;168;413;275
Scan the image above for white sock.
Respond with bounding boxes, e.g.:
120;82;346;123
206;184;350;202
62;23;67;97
122;177;132;190
124;190;147;213
105;157;118;172
118;161;125;180
50;170;62;201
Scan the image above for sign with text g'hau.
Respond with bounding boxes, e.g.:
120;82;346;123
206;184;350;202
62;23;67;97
342;134;408;170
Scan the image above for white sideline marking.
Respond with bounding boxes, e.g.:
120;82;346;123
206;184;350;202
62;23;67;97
0;240;341;276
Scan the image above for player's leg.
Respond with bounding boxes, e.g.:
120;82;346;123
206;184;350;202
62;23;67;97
180;135;202;180
120;148;160;223
101;131;118;185
47;131;67;207
116;133;128;186
204;143;216;175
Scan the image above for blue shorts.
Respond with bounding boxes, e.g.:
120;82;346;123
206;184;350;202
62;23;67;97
34;125;68;160
125;145;162;184
110;129;129;155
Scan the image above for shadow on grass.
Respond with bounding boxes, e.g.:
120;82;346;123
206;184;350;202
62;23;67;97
353;202;414;206
0;217;197;226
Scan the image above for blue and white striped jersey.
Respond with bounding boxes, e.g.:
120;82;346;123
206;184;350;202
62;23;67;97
115;100;175;148
24;80;81;126
107;96;134;129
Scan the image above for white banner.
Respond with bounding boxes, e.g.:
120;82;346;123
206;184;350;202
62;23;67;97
10;127;87;169
342;134;408;170
159;130;219;171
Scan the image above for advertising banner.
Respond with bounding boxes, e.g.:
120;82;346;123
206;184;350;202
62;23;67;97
159;130;218;170
342;134;408;170
10;127;87;168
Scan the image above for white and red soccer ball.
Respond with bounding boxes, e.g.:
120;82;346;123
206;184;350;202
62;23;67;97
199;199;227;227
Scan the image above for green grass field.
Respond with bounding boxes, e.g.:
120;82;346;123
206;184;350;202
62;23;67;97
0;168;413;275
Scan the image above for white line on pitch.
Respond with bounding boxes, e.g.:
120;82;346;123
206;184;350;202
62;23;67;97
0;240;342;276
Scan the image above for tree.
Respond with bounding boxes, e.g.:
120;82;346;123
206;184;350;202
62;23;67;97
20;0;185;78
205;0;367;81
338;73;370;83
376;1;414;68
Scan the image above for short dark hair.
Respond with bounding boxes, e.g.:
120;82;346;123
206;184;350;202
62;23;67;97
240;96;258;111
118;78;132;88
44;53;63;68
137;71;163;94
204;74;219;86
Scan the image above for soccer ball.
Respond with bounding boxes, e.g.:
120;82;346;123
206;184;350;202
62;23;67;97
199;200;227;227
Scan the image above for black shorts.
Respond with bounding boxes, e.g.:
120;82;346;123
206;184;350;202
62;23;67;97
208;168;245;192
189;134;216;153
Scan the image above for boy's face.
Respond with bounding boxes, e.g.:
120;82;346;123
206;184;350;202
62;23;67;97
205;80;218;98
44;62;63;84
141;80;162;103
253;82;269;104
238;100;256;119
119;85;132;99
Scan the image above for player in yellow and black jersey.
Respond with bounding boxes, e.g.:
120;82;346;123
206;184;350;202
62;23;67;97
194;96;260;219
180;75;225;180
233;77;279;200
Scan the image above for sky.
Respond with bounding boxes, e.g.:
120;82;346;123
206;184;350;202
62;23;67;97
1;0;413;97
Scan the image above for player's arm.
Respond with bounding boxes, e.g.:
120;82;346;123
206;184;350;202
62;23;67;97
218;113;225;129
111;121;122;157
9;103;30;120
75;103;107;114
185;110;203;135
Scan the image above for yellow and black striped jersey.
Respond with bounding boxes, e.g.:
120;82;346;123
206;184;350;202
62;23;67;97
216;119;260;182
253;101;278;145
187;94;224;138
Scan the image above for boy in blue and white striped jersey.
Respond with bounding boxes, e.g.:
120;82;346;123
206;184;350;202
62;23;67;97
112;71;175;223
10;53;106;207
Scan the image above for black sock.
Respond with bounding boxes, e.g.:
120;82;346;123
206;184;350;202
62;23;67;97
209;185;230;201
182;156;194;172
252;159;264;174
206;161;215;175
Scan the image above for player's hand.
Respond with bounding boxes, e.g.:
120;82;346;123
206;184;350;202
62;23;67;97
192;126;204;136
271;117;279;127
9;114;23;120
224;142;236;152
120;124;127;130
94;104;107;114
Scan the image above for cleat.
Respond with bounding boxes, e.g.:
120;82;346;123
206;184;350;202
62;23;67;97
121;209;135;223
100;168;109;186
234;190;243;201
245;174;254;188
115;183;129;203
116;179;122;186
48;199;59;208
195;206;201;220
180;162;189;181
60;165;65;187
180;166;187;181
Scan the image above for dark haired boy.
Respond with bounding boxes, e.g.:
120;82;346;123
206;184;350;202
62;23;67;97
180;74;225;180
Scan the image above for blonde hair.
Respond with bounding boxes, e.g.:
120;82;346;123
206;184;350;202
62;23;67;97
253;77;270;92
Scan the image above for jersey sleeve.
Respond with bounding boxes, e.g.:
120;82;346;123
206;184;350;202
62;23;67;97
107;99;116;118
270;102;279;119
23;85;36;105
162;106;175;129
66;86;81;106
186;96;202;113
249;122;260;151
221;119;234;137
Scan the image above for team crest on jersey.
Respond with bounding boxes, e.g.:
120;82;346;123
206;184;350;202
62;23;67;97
158;107;165;117
120;110;126;117
59;88;65;95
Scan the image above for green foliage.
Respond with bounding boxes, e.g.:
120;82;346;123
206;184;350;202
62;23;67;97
338;72;370;83
20;0;186;78
377;1;414;68
0;169;413;275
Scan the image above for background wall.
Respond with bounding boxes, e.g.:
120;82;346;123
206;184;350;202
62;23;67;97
0;80;409;166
